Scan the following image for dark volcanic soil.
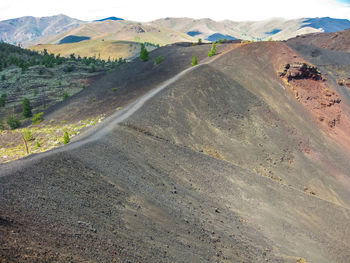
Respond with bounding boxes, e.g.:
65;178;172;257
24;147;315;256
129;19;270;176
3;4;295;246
1;41;350;262
287;29;350;52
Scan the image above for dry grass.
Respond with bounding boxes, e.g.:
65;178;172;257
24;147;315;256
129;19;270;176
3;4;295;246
0;116;104;163
31;40;143;60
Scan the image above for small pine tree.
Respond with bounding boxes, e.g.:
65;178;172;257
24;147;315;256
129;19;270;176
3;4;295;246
0;93;6;107
154;55;164;65
63;130;70;144
22;98;32;118
23;129;33;141
208;43;217;57
139;44;149;62
192;56;198;66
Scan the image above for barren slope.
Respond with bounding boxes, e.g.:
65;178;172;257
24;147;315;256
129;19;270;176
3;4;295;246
1;42;350;263
287;29;350;52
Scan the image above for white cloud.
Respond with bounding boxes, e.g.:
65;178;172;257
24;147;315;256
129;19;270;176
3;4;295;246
0;0;349;21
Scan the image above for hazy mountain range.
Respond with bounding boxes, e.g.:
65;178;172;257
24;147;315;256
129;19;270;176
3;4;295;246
0;14;86;45
1;14;350;47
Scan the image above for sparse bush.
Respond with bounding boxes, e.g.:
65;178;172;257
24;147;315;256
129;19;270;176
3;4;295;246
112;88;118;92
62;92;69;100
63;130;70;144
208;43;217;57
192;55;198;66
154;55;164;65
90;64;96;72
139;44;149;62
38;68;45;75
32;112;44;124
7;116;21;130
198;38;202;44
22;98;32;118
1;75;5;81
36;141;41;148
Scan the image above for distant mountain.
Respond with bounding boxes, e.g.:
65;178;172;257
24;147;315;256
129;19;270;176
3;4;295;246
300;17;350;33
95;17;124;22
3;15;350;49
149;17;350;41
33;20;196;47
0;14;86;47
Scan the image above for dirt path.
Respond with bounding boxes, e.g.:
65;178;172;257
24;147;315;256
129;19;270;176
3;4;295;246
0;44;237;175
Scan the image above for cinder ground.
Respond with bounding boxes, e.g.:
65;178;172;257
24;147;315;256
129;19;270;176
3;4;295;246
1;41;350;262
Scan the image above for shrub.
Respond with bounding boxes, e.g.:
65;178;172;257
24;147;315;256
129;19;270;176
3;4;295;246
7;116;21;130
62;92;69;100
22;98;32;118
38;68;45;75
63;130;70;144
1;75;5;81
208;43;217;57
90;64;96;72
139;44;149;62
154;55;164;65
192;56;198;66
32;112;44;124
64;65;74;72
198;38;202;44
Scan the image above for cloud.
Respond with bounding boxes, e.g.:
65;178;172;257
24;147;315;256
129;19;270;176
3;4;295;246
0;0;349;21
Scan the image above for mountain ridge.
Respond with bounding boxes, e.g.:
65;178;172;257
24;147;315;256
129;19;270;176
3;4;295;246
1;14;350;47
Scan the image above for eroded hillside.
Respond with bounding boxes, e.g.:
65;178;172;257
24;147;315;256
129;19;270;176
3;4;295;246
1;41;350;263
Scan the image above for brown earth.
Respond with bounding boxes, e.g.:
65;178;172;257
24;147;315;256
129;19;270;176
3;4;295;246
1;40;350;262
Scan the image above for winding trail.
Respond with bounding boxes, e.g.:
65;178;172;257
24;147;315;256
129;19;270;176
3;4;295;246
0;44;237;175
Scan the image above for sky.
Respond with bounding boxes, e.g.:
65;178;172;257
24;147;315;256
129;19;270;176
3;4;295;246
0;0;349;22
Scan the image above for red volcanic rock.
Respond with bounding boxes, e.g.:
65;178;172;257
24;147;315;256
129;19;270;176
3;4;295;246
280;63;342;129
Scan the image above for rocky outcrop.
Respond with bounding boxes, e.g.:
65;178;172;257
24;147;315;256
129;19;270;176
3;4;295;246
280;63;342;129
280;63;323;81
125;25;145;33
